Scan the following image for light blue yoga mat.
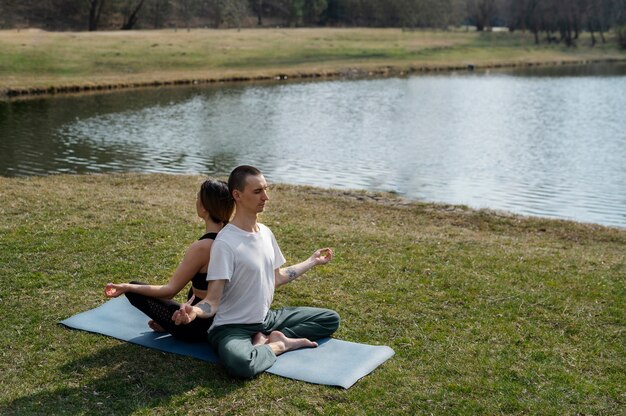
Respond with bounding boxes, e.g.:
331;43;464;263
60;297;394;388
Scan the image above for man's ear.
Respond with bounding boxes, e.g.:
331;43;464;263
232;189;241;201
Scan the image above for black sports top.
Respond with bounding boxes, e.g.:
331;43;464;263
191;232;217;291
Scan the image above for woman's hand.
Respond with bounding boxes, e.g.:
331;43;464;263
104;283;127;298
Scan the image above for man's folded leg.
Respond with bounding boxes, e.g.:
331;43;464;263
265;306;340;340
208;324;277;379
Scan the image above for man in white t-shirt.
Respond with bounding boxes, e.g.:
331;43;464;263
172;165;340;378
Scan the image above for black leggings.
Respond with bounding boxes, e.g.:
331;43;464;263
125;281;213;342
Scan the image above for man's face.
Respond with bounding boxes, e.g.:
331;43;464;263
236;174;269;213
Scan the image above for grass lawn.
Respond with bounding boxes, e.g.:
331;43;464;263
1;28;625;96
0;173;624;414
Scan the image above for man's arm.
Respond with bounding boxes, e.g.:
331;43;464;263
172;279;226;325
275;248;333;287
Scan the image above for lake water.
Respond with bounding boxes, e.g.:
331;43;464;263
1;63;625;228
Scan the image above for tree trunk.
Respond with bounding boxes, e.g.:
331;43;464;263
590;28;596;46
257;0;263;26
591;0;607;44
121;0;147;30
87;0;105;31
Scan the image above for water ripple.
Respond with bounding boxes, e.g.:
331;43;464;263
1;64;625;228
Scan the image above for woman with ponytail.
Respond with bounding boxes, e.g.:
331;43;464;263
104;178;234;342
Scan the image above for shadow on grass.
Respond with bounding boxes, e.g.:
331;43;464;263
1;343;240;415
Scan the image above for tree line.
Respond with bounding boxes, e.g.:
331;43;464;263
1;0;625;47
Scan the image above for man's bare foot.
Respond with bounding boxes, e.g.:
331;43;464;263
267;331;317;355
148;320;166;332
252;332;269;346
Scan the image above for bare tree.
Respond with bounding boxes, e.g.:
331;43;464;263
590;0;613;44
502;0;552;44
0;0;23;28
121;0;148;29
466;0;498;31
615;0;626;48
396;0;456;29
87;0;106;30
2;0;625;45
303;0;327;25
219;0;249;29
552;0;575;46
148;0;173;28
253;0;264;25
176;0;196;30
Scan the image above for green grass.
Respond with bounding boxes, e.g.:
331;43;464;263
1;28;624;94
0;173;624;415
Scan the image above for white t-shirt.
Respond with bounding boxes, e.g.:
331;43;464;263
206;223;286;331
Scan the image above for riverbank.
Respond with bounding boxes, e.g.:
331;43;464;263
2;28;625;99
0;173;623;414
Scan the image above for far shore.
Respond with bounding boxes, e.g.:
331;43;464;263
1;28;625;99
3;56;624;99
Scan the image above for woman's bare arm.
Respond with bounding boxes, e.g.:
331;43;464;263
104;240;211;299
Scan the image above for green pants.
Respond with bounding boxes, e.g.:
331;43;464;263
207;306;340;379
